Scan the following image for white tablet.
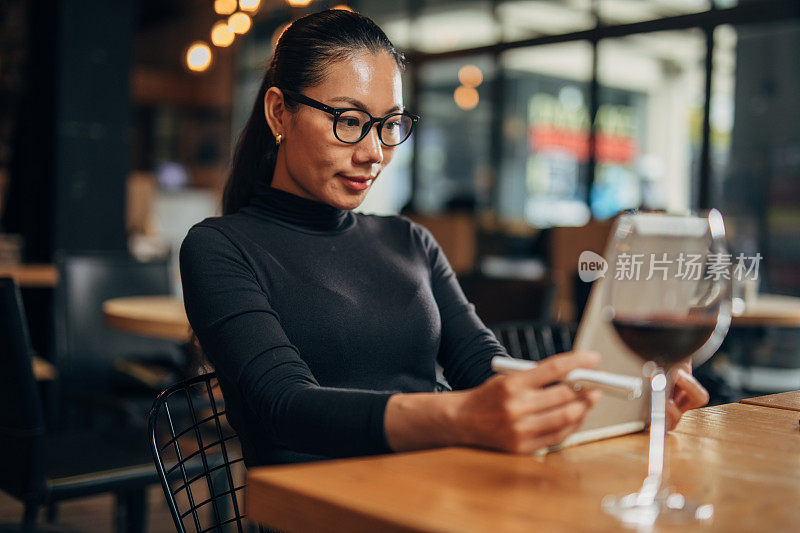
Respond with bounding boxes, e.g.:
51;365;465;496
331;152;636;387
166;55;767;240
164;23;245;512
549;255;651;451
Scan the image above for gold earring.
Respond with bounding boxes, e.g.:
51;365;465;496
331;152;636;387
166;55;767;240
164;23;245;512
275;133;283;146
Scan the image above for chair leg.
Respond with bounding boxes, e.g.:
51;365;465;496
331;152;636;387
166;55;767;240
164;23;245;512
115;488;147;533
22;503;38;532
46;502;59;523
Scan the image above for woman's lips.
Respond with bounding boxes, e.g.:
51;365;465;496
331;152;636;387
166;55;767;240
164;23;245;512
337;174;374;191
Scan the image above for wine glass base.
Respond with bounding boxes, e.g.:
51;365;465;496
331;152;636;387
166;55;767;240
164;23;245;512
601;489;714;527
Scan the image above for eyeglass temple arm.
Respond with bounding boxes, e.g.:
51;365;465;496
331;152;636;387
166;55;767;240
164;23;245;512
281;88;338;115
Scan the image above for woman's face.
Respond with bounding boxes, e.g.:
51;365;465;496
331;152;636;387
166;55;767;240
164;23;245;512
266;51;403;210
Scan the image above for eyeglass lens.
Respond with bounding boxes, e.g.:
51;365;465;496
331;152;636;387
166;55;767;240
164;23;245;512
336;110;414;146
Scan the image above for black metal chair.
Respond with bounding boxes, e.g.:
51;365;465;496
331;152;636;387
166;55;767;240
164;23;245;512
0;277;158;532
490;320;577;361
149;372;248;533
53;252;185;426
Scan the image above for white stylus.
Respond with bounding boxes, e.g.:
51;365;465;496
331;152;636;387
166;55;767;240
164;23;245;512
490;356;643;400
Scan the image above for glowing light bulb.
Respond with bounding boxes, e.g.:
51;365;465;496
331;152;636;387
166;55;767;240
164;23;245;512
186;42;212;72
228;12;252;34
214;0;237;15
211;21;235;47
458;65;483;88
239;0;260;11
454;85;479;110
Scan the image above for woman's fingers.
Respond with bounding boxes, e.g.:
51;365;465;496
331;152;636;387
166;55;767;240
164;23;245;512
467;351;605;454
506;369;607;418
508;384;579;415
516;390;603;441
665;368;709;430
666;399;683;430
522;420;585;454
515;398;600;453
511;351;601;389
521;400;589;436
673;388;688;408
673;368;709;410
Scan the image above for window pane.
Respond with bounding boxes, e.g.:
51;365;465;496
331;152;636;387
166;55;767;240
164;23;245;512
363;2;409;50
497;0;595;40
414;56;495;213
712;20;800;294
600;0;711;25
499;42;593;227
379;1;499;53
595;29;706;218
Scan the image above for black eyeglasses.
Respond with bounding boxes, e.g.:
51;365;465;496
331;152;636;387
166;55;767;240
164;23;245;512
281;88;419;147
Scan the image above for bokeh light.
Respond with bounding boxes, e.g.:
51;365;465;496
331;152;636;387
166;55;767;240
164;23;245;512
286;0;313;7
239;0;260;12
454;85;479;110
228;12;252;34
211;21;235;47
458;65;483;87
214;0;237;15
186;42;212;72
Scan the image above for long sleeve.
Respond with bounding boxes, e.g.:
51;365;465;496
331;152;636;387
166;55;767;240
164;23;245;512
180;225;393;459
410;222;506;390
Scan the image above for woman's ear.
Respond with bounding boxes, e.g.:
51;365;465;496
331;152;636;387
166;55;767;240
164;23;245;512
264;87;287;139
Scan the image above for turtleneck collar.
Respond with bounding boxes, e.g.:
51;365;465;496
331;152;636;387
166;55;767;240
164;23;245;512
243;181;353;233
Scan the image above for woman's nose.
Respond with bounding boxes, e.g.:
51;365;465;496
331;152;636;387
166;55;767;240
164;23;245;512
354;125;383;165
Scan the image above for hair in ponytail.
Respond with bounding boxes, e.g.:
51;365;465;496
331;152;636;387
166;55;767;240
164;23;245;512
221;9;405;215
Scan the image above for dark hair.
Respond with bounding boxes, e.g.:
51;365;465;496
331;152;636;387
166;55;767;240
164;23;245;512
221;9;406;215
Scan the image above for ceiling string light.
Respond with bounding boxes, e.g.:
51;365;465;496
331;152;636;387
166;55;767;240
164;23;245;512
211;21;235;47
239;0;261;11
186;42;212;72
214;0;237;15
228;12;252;34
187;0;264;72
458;65;483;88
454;85;479;110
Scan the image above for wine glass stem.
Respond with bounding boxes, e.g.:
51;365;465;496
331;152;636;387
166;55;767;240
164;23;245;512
639;366;668;505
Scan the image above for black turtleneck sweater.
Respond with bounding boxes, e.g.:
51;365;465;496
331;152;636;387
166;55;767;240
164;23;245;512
179;184;503;466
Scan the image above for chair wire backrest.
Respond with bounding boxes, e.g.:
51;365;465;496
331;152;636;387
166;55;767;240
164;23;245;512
149;373;246;533
0;277;45;502
490;321;576;361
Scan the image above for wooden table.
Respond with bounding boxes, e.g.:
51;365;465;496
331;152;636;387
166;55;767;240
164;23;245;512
247;403;800;532
731;294;800;327
0;263;58;288
103;295;189;342
741;390;800;412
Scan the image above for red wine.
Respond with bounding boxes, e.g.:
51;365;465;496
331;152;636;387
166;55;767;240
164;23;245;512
612;316;717;368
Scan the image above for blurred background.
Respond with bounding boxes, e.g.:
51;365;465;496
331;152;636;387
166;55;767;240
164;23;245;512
2;0;800;439
0;0;799;530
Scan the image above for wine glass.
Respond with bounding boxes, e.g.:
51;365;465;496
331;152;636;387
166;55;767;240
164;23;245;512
600;209;732;526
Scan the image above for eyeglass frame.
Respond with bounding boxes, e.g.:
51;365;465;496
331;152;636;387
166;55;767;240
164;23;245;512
280;88;420;146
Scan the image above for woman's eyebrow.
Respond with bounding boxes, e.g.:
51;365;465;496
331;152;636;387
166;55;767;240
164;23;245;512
329;96;402;114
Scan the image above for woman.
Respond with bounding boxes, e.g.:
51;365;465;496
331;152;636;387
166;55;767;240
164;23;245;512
180;9;708;466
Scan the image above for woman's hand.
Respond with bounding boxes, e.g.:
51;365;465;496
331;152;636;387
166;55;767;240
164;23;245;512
447;351;604;454
666;361;710;430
